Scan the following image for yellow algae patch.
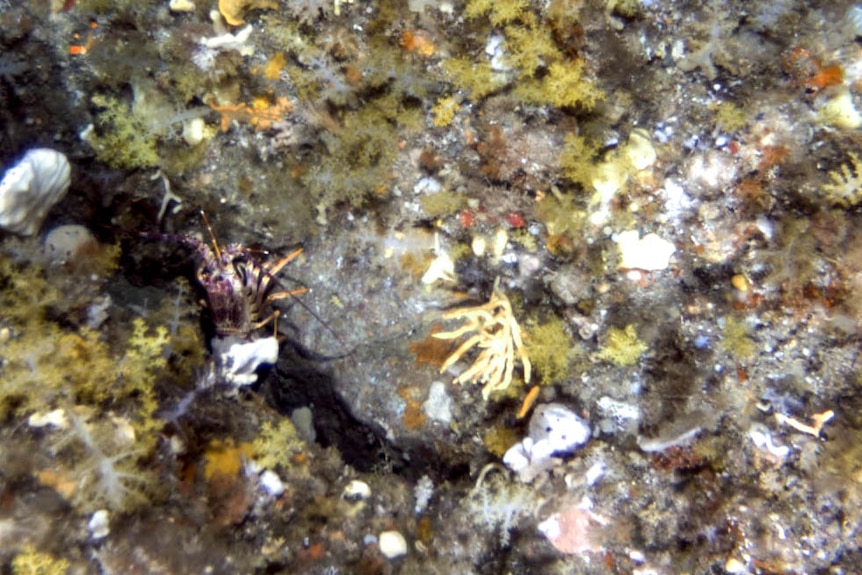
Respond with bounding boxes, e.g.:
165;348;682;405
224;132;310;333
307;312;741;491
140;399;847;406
219;0;277;26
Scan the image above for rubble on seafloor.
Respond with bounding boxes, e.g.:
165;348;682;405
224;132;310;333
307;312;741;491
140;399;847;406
1;0;862;573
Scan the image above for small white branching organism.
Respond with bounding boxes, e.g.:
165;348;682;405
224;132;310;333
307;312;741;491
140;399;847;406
465;465;542;547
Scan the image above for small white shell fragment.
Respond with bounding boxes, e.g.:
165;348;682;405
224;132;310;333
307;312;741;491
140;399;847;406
491;228;508;263
88;509;110;540
421;251;455;284
27;408;69;429
615;230;676;271
0;148;71;236
169;0;196;11
199;25;254;56
471;234;487;257
529;403;591;454
342;479;372;501
182;117;206;146
591;160;629;197
378;530;408;559
259;469;285;497
817;87;862;129
212;336;279;386
43;224;96;265
748;423;790;459
625;129;657;171
422;381;453;425
502;438;531;473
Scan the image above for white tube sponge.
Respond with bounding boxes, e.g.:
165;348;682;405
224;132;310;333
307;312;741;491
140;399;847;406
0;148;71;236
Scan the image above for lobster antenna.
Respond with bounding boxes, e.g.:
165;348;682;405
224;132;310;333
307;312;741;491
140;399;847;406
199;210;222;260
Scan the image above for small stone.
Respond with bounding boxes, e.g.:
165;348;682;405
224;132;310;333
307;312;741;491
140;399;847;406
625;128;657;171
342;479;371;502
615;230;676;271
422;381;453;425
88;509;110;540
0;148;71;236
378;530;408;559
259;470;285;497
43;224;96;265
169;0;195;11
182;117;206;146
27;408;69;429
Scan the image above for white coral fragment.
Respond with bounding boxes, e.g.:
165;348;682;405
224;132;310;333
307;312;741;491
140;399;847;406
0;148;71;235
212;335;279;386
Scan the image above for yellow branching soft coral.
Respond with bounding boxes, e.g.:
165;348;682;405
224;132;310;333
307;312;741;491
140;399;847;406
434;287;531;400
822;153;862;207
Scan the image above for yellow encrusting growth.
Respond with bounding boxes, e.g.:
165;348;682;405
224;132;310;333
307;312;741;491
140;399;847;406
822;153;862;207
11;545;69;575
253;419;307;472
432;96;461;127
598;324;647;366
434;287;532;400
525;315;574;384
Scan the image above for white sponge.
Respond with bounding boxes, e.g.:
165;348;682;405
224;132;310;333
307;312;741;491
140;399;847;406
0;148;71;236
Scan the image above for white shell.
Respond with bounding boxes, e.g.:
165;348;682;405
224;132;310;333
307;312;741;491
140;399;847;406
378;530;408;559
0;148;71;236
528;403;591;455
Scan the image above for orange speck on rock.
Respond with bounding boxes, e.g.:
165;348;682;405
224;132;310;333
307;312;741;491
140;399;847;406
517;386;540;419
398;386;427;430
263;52;286;80
807;65;843;91
401;30;435;57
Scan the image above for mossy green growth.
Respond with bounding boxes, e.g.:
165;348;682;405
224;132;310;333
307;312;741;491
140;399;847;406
515;60;604;110
303;97;404;208
598;324;647;366
713;102;749;132
451;0;603;109
87;94;160;170
11;545;69;575
0;252;169;446
420;190;468;218
253;419;307;473
464;0;531;25
558;133;602;190
720;316;756;361
526;315;575;384
442;58;506;101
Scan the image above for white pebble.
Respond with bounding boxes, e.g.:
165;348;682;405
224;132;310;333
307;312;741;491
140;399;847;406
615;230;676;271
259;470;285;497
342;479;372;502
43;224;95;265
378;530;408;559
0;148;71;236
88;509;110;540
